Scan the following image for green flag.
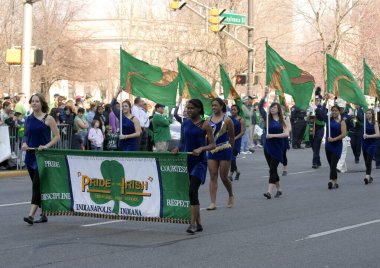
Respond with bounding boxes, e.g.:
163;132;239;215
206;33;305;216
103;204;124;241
177;58;217;116
220;64;244;117
364;58;380;98
326;54;368;110
120;48;179;106
266;41;315;110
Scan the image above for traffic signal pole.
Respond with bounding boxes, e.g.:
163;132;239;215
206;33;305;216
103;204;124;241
22;0;33;100
247;0;254;96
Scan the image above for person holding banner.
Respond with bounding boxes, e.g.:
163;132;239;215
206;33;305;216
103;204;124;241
259;87;289;199
362;109;379;184
228;104;245;181
111;89;141;151
22;93;60;225
207;98;235;210
172;99;215;234
325;105;347;190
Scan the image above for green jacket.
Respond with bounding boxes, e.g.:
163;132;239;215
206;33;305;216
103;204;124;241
152;113;172;142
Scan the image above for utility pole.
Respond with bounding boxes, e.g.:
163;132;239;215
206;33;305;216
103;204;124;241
21;0;33;100
247;0;254;96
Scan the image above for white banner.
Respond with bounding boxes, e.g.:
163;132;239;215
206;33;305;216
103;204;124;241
67;155;161;217
0;126;11;163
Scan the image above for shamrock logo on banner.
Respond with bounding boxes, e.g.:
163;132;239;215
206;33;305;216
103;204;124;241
88;160;145;215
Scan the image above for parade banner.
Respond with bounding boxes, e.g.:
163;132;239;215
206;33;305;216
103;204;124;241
0;126;11;163
36;150;191;224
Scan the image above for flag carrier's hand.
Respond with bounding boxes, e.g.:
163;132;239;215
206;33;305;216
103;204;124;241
265;86;270;96
171;147;194;155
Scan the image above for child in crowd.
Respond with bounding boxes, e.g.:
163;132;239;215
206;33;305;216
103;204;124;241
88;119;104;151
71;128;84;150
105;125;119;151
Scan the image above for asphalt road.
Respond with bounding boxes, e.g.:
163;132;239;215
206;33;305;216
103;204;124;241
1;146;380;268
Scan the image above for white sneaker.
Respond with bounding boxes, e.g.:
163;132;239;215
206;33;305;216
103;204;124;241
257;144;263;148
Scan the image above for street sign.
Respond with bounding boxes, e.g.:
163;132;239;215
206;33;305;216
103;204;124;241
220;13;246;26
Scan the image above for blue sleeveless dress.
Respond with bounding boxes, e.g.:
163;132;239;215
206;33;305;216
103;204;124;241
325;119;343;157
119;116;138;151
263;119;285;163
362;120;376;157
24;114;51;170
207;115;233;161
180;119;208;184
229;116;242;160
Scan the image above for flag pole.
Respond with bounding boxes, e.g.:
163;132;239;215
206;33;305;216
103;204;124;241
363;106;366;136
119;86;123;136
265;86;270;135
327;96;331;139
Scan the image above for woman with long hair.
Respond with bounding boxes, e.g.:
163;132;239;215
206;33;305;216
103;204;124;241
325;105;347;189
111;89;141;151
362;109;379;184
22;93;60;224
172;99;215;234
228;104;245;181
259;87;289;199
207;98;235;210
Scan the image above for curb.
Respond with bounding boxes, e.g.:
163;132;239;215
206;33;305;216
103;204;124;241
0;170;28;179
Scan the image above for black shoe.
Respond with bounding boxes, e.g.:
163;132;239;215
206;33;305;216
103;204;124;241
355;160;359;164
364;178;369;185
328;182;333;190
312;165;318;169
337;169;341;173
249;148;255;153
186;224;197;234
274;191;282;198
34;215;48;223
369;177;374;184
23;216;34;225
235;172;240;180
334;183;339;189
317;163;321;167
196;224;203;232
263;192;271;199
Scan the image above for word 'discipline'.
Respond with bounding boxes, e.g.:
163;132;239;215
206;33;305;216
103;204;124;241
36;150;190;224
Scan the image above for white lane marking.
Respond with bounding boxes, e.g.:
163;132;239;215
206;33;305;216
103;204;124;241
82;220;124;227
262;170;316;178
295;219;380;242
0;201;29;207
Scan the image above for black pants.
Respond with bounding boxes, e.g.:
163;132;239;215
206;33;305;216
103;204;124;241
363;150;373;176
27;167;41;207
349;133;362;162
291;120;306;148
325;150;340;181
375;139;380;166
264;151;280;184
230;150;238;172
283;150;288;166
139;129;148;151
310;127;324;166
189;176;202;205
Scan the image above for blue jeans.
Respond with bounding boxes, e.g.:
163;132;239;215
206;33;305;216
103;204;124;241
241;126;251;151
91;144;103;151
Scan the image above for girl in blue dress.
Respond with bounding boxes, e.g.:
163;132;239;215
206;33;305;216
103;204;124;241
207;98;235;210
172;99;215;234
259;87;289;199
228;105;245;181
111;89;141;151
362;109;379;184
22;93;60;225
325;105;347;189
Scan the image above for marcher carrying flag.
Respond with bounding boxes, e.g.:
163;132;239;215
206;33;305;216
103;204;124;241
220;64;244;117
120;48;179;106
266;41;315;110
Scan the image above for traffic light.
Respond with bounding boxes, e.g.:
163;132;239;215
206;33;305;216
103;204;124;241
209;8;226;33
6;48;22;65
236;74;247;85
169;0;186;11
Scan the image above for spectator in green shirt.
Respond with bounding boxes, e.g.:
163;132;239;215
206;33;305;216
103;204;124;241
241;96;254;153
153;104;172;152
14;93;27;118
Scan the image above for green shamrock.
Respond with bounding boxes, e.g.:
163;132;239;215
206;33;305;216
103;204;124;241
88;160;144;215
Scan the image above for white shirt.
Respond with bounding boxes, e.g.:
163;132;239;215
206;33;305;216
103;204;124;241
88;128;104;147
132;105;149;128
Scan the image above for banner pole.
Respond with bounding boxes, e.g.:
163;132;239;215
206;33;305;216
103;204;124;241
328;100;331;139
363;107;366;136
265;88;270;135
